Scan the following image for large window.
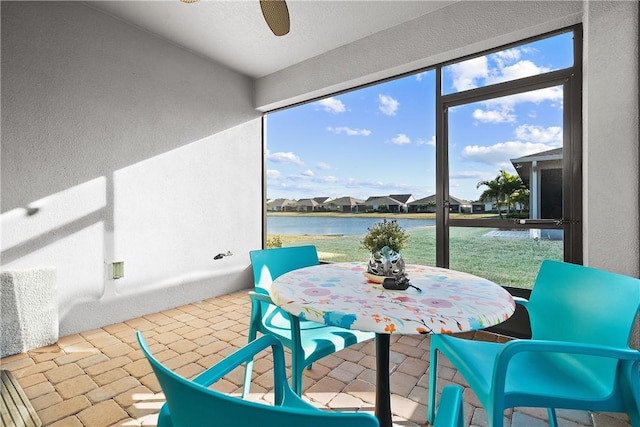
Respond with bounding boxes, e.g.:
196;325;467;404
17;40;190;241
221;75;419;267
264;27;581;296
265;71;437;264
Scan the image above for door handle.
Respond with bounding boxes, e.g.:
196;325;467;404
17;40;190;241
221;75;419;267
514;219;579;225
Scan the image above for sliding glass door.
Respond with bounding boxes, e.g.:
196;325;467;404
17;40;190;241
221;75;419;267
435;27;582;336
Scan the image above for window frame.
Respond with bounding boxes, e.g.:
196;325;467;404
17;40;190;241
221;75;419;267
262;25;584;337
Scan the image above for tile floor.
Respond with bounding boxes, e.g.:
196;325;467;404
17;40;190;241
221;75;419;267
0;290;632;427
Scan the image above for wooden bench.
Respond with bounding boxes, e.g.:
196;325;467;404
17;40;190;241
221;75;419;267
1;370;42;427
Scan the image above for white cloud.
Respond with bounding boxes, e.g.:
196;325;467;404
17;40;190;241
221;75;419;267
491;48;521;67
316;162;332;170
487;60;550;86
415;72;429;82
378;94;399;116
450;170;493;180
447;47;560;109
266;169;282;179
268;151;304;166
481;86;563;117
500;86;563;106
447;56;489;91
316;97;346;113
287;174;308;182
327;126;372;136
319;176;339;183
472;108;516;123
515;125;562;145
288;171;339;185
390;134;411;145
344;178;423;196
462;140;554;167
417;135;436;147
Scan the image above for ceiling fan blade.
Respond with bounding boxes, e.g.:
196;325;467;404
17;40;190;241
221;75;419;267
260;0;290;36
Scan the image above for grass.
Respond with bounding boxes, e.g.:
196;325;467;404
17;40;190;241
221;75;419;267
268;226;562;289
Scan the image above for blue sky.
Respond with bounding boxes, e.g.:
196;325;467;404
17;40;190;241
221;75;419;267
266;31;573;202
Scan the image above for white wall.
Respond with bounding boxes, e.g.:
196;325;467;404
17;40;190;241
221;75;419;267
583;1;639;275
256;0;639;278
1;2;263;336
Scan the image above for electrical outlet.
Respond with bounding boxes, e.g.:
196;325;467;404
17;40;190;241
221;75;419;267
113;261;124;279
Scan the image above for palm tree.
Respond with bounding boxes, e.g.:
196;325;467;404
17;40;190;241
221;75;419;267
500;170;526;214
477;176;505;218
477;170;526;218
512;189;531;213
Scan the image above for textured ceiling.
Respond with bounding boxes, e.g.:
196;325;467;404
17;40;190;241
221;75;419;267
89;1;456;78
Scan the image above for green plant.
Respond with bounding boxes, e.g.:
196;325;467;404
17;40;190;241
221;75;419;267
361;219;409;253
505;212;529;219
266;235;283;248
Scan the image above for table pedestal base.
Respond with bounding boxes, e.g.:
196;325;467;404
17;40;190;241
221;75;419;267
375;333;392;427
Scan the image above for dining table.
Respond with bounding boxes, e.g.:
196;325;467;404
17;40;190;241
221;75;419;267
269;261;516;427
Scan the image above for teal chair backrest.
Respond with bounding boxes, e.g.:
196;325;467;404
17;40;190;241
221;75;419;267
249;245;319;293
526;260;640;391
528;260;640;346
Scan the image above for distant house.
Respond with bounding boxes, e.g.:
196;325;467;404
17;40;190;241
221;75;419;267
408;195;471;213
296;198;321;212
327;196;365;213
266;198;296;211
408;195;436;213
312;197;331;210
511;148;562;219
313;197;331;204
471;201;492;213
389;194;415;207
363;195;406;213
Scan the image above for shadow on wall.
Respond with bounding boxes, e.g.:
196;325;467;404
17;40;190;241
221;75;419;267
1;177;109;327
1;169;254;337
1;115;263;336
59;265;254;337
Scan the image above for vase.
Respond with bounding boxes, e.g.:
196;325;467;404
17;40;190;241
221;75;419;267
367;245;406;279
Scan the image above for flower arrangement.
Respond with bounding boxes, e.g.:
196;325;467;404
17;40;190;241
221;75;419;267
361;219;409;254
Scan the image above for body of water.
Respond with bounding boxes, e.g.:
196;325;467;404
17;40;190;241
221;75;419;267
267;216;435;235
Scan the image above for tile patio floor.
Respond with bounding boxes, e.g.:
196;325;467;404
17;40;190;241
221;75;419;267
0;290;632;427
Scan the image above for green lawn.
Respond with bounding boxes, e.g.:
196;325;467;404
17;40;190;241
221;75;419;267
270;226;562;289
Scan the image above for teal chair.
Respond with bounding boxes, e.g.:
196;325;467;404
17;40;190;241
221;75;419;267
433;385;465;427
136;332;379;427
244;245;374;396
427;260;640;427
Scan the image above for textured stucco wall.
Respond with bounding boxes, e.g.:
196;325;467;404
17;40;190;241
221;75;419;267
583;1;639;276
1;2;263;335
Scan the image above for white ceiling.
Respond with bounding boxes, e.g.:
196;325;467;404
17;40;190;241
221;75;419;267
89;0;456;78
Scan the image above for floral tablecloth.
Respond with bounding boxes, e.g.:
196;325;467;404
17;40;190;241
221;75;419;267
270;262;515;335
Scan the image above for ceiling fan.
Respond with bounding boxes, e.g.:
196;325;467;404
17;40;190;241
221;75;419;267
259;0;290;36
179;0;290;37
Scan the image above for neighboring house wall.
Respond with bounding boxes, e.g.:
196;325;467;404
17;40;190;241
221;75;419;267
472;203;486;213
255;1;639;279
1;2;262;336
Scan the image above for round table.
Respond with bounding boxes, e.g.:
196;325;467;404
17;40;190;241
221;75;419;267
270;262;515;427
